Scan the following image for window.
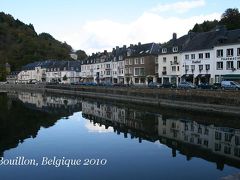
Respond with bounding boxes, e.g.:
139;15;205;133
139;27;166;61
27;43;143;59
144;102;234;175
205;53;210;59
225;133;232;142
215;143;221;151
163;67;166;72
125;59;129;65
134;67;145;76
191;54;195;59
224;146;231;154
173;47;178;52
135;78;139;84
129;59;133;65
217;49;223;57
238;48;240;56
217;62;223;70
174;56;178;61
199;65;203;71
106;64;110;69
185;55;189;60
162;48;167;53
129;68;133;74
163;57;167;63
172;66;176;72
135;58;140;64
206;64;210;71
215;132;222;140
199;53;203;59
106;70;111;75
177;66;180;71
227;48;234;57
226;61;234;70
238;61;240;69
191;65;195;71
185;65;189;71
125;68;129;74
140;58;144;64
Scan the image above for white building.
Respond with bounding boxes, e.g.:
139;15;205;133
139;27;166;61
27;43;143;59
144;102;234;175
18;60;81;84
213;42;240;83
46;61;81;84
158;33;186;85
180;26;240;84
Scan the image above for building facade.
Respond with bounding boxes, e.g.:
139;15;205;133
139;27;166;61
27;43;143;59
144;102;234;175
124;43;160;85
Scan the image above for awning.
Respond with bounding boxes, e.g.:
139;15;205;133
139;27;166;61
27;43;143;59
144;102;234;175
196;74;211;78
222;74;240;80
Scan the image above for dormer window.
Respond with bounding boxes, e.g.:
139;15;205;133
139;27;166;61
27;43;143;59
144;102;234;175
173;47;178;52
162;48;167;53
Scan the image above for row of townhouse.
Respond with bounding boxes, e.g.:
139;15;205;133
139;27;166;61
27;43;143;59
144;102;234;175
16;60;81;84
159;26;240;85
8;26;240;85
81;42;160;85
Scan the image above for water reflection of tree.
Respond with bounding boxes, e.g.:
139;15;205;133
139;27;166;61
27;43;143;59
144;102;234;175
0;93;73;157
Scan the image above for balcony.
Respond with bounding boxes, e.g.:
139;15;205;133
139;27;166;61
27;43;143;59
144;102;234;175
162;71;167;75
171;60;179;65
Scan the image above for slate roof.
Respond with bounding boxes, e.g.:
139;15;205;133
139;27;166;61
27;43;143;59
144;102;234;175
127;43;160;58
159;35;189;55
22;60;81;72
182;27;240;52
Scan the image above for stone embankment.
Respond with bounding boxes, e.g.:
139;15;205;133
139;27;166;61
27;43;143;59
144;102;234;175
1;84;240;116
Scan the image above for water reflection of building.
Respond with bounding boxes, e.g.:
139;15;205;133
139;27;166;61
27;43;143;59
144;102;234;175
82;100;240;170
157;116;240;170
82;100;158;142
16;92;82;114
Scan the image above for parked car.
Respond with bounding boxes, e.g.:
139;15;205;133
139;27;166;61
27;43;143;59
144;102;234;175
221;81;240;90
113;83;127;87
212;83;221;89
178;81;196;89
160;82;177;89
148;82;161;88
197;83;213;89
98;82;113;87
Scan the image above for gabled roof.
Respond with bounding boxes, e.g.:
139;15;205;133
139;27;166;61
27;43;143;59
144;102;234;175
22;60;81;72
159;34;189;55
182;27;240;52
127;43;160;58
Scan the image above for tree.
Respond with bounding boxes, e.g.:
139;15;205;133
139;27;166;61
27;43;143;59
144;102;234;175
75;50;87;60
63;75;68;81
220;8;240;30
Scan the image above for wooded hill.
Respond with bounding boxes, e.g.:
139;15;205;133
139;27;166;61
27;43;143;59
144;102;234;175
0;12;87;80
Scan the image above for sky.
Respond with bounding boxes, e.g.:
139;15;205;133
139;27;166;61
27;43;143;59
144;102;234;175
0;0;240;54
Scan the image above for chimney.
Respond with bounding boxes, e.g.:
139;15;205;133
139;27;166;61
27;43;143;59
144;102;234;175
173;33;177;40
130;44;133;47
123;45;126;49
116;46;119;50
138;42;141;46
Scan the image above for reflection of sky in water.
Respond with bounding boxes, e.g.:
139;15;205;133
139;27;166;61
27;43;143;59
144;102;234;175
85;121;114;133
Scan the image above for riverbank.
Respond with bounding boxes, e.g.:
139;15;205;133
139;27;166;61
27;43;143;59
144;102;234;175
1;84;240;116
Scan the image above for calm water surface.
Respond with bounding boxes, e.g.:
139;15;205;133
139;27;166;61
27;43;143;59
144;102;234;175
0;91;239;180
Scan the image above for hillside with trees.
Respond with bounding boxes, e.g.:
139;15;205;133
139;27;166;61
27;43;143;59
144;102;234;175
189;8;240;33
0;12;86;80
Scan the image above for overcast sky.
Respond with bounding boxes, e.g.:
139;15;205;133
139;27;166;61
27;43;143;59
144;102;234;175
1;0;239;54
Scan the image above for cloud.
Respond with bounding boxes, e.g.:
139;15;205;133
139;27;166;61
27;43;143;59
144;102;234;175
150;0;206;14
51;0;220;54
85;121;113;133
63;12;220;54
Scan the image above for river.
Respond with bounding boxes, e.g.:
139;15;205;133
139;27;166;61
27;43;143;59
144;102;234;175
0;91;239;180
